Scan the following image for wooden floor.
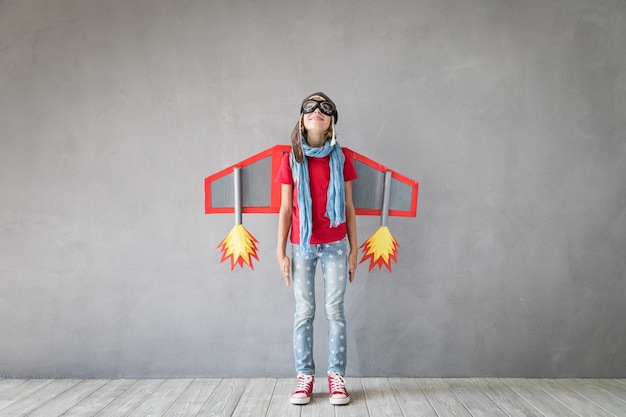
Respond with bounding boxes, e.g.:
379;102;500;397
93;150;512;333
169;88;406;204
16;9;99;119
0;378;625;417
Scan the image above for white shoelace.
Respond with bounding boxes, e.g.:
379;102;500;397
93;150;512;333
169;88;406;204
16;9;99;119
295;374;314;392
329;372;347;395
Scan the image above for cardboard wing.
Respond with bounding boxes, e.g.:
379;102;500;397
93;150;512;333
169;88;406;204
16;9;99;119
204;145;418;217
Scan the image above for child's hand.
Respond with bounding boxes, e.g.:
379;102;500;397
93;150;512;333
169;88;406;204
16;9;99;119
278;255;291;286
348;250;357;282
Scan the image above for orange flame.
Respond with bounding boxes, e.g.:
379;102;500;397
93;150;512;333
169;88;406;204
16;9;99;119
359;226;399;272
217;224;259;270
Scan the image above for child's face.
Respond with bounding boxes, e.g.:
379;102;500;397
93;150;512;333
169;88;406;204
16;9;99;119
302;95;332;134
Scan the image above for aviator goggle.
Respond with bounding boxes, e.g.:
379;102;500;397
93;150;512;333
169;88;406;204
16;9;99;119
301;99;336;117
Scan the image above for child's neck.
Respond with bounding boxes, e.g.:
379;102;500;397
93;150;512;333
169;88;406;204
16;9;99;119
306;133;326;148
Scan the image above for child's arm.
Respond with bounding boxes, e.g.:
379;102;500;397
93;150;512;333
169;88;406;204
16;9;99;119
345;181;358;282
277;183;293;286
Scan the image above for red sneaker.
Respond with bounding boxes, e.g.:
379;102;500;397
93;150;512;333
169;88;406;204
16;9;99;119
290;374;314;405
328;372;350;405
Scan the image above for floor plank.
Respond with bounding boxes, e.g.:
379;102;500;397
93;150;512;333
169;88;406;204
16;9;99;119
417;378;473;417
471;378;545;417
265;378;302;417
0;379;27;394
503;378;580;417
26;380;109;417
93;379;165;417
389;378;438;417
0;379;81;417
335;378;370;417
196;378;247;417
609;379;626;389
361;378;406;417
60;379;138;417
231;378;275;417
589;379;626;402
448;378;509;417
162;378;221;417
530;379;616;417
126;379;193;416
565;379;626;417
0;379;53;412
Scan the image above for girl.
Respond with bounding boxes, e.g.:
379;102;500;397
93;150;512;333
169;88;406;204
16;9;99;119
276;92;358;405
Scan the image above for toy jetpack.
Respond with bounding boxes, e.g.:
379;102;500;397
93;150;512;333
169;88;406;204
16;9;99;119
205;145;418;272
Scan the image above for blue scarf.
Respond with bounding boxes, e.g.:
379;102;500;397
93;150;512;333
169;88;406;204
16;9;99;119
291;137;346;253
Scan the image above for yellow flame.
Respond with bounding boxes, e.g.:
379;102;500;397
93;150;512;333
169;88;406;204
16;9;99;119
359;226;399;272
217;224;259;270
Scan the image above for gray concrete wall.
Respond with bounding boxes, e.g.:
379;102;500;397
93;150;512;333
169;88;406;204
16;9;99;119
1;0;625;378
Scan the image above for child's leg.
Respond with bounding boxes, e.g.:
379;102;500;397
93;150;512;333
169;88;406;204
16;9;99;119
320;238;348;375
292;246;318;375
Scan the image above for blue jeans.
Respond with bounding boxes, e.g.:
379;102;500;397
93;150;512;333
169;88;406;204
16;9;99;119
292;238;348;376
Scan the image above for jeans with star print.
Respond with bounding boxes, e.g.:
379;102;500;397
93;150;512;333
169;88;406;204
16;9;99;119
292;237;348;376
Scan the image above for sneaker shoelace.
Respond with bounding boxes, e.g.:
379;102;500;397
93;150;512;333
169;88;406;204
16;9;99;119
295;375;314;393
329;373;347;395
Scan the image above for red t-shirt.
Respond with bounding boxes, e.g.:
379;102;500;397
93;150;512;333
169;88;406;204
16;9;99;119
275;148;358;245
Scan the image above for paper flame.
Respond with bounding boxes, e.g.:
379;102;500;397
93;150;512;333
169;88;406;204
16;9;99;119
359;226;399;272
217;224;259;270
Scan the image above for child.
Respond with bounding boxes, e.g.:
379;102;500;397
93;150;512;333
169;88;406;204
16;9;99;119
276;92;358;405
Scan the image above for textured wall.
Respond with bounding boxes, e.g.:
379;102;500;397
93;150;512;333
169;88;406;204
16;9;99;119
1;0;625;378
